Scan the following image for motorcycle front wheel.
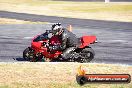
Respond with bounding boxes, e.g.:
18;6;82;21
23;47;34;61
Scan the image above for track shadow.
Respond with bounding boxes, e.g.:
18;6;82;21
15;58;28;61
54;0;132;1
14;57;73;62
53;0;102;1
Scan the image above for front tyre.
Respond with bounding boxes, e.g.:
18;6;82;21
79;47;95;63
23;47;34;61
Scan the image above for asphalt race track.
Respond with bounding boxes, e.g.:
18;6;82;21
0;11;132;65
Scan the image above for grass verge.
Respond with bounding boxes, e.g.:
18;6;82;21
0;62;131;88
0;0;132;22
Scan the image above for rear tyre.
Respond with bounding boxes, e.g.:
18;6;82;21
23;47;34;61
79;47;95;63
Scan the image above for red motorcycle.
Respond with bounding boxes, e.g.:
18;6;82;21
23;32;97;62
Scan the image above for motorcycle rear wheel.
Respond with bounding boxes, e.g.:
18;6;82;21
79;47;95;63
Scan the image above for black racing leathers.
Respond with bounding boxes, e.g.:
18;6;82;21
59;28;79;50
46;28;80;60
55;28;80;60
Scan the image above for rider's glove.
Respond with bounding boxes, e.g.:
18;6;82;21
48;45;60;51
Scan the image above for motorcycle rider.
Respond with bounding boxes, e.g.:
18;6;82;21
47;23;80;60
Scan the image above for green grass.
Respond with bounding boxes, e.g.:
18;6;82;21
5;82;132;88
4;0;131;13
0;63;132;88
0;85;9;88
0;0;132;21
0;0;70;6
63;4;132;12
2;81;131;88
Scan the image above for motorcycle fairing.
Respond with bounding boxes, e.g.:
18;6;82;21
79;36;96;48
31;34;62;59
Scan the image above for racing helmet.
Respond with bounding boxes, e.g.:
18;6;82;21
52;23;62;35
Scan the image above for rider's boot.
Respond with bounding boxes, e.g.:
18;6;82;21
58;47;76;61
